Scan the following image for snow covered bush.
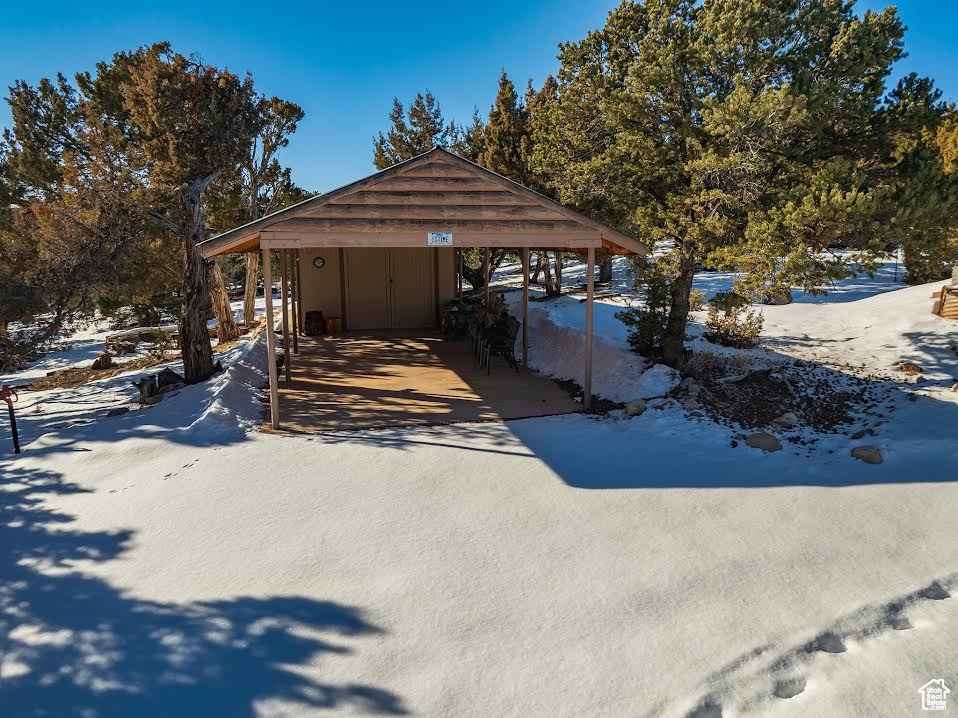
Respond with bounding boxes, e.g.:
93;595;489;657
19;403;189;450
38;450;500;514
704;292;764;349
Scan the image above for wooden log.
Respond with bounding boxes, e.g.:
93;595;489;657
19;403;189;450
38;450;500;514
105;324;179;349
262;247;279;429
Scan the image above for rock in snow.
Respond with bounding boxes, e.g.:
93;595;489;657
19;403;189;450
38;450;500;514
851;445;883;464
896;360;923;375
91;351;113;370
625;399;647;417
771;411;800;430
745;432;782;452
633;363;681;399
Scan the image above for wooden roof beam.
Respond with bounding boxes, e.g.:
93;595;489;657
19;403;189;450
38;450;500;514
260;231;603;250
269;218;585;233
303;204;568;220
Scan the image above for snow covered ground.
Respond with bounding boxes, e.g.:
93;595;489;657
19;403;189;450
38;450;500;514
0;269;955;717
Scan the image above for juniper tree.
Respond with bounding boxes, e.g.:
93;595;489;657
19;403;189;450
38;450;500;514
0;49;178;359
122;44;259;382
450;108;486;162
534;0;910;367
477;71;565;294
373;92;450;169
0;113;158;364
480;72;533;184
876;76;958;283
207;97;305;324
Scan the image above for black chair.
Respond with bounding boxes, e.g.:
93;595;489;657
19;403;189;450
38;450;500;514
481;317;521;374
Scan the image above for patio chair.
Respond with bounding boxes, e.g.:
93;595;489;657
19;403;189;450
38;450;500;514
481;316;521;374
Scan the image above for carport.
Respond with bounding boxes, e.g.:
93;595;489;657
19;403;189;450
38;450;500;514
199;147;647;430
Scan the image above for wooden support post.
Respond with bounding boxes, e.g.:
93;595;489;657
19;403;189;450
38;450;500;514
522;247;529;368
262;247;279;429
484;247;490;303
295;250;303;336
290;250;299;355
280;249;291;384
584;248;595;410
457;249;463;302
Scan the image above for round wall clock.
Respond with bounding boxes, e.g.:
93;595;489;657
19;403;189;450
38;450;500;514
312;256;326;269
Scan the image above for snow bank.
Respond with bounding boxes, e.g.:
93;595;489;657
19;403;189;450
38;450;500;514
0;324;269;455
511;294;647;402
632;362;680;399
142;326;269;438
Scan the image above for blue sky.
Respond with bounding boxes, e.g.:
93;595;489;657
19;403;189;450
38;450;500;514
1;1;955;193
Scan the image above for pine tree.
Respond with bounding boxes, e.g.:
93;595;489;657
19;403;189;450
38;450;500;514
535;0;912;367
480;72;530;182
450;108;486;161
939;112;958;173
373;92;450;168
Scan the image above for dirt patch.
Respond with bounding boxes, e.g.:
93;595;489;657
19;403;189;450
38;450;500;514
22;356;167;391
552;377;625;414
687;357;889;434
22;333;251;392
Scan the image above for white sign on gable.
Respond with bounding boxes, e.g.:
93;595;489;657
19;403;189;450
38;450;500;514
427;231;454;247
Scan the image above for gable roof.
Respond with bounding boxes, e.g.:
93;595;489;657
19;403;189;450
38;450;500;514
199;147;648;257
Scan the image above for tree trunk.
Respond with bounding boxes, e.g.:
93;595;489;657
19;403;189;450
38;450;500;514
531;252;544;284
179;179;216;384
599;255;613;283
208;259;240;342
661;251;695;369
242;252;259;324
554;252;562;294
543;252;560;296
462;249;507;290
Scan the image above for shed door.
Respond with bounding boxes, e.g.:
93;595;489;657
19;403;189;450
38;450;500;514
389;248;436;329
345;248;390;330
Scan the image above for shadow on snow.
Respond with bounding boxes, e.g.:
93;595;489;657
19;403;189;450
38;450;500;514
0;463;407;717
316;317;958;488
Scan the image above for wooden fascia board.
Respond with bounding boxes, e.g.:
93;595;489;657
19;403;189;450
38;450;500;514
260;230;603;249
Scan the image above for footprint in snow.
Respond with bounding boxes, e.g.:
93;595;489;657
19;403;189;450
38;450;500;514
808;631;846;654
773;676;807;699
920;581;951;600
679;572;957;714
687;699;722;718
